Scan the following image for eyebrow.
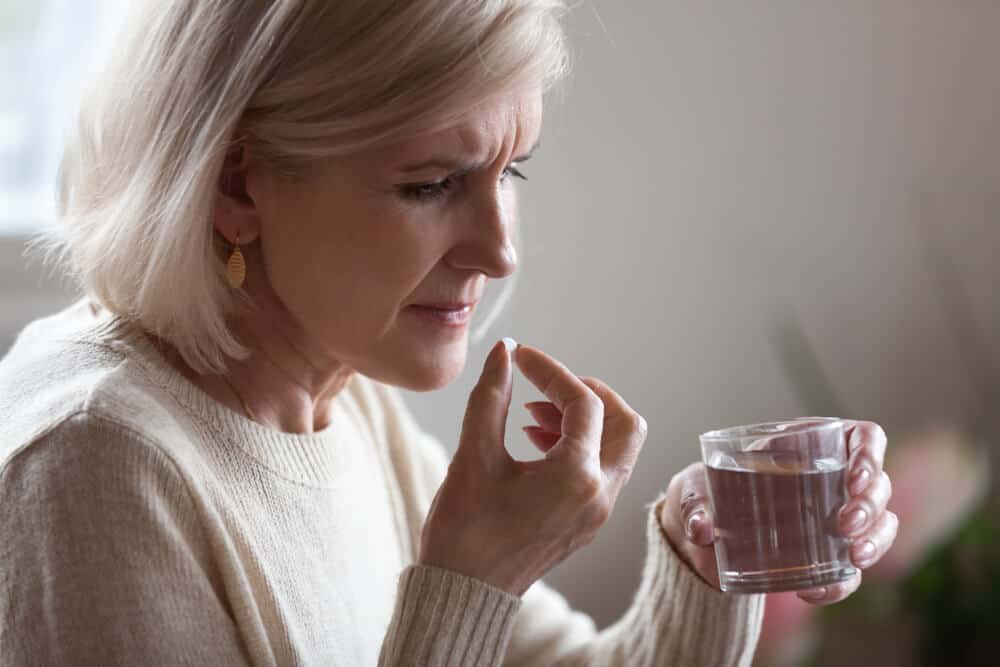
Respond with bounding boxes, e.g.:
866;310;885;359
398;140;541;175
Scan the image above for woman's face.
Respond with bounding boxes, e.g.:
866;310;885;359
244;86;542;391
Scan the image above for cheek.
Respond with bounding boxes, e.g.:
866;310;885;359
262;196;446;338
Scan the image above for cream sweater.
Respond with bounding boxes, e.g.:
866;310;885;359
0;299;763;666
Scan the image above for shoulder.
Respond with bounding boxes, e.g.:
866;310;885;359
0;300;205;482
0;411;204;580
0;410;192;506
0;409;235;666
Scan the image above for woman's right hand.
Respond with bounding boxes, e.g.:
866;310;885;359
418;339;648;596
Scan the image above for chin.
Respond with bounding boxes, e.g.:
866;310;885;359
404;358;466;392
374;346;467;392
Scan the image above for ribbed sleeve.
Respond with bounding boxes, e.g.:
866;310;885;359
592;493;765;666
509;498;764;667
503;493;765;666
380;565;522;666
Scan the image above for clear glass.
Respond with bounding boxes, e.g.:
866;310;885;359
699;418;858;593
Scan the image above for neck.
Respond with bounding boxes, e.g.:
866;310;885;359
163;303;355;434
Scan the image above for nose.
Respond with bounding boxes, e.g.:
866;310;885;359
444;184;518;280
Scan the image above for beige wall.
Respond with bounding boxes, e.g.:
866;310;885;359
2;0;998;632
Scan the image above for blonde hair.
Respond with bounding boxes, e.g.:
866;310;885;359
37;0;569;373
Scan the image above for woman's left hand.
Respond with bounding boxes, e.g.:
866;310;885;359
657;420;898;604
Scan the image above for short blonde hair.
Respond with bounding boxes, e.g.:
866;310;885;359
38;0;569;373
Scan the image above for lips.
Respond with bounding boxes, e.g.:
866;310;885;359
406;301;478;328
414;302;476;310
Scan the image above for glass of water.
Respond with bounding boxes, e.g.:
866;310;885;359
699;417;858;593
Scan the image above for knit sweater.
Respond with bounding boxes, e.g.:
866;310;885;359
0;299;764;666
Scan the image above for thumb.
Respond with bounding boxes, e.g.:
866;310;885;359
679;465;716;547
458;339;516;470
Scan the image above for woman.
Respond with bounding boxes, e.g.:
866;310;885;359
0;1;897;665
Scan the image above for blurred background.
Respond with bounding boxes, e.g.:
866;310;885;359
2;1;998;665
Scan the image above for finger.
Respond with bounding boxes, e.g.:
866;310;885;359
850;510;899;570
845;422;887;495
838;470;892;538
522;426;560;453
578;377;648;480
513;345;603;458
458;340;515;470
797;570;862;605
675;463;715;546
524;401;563;434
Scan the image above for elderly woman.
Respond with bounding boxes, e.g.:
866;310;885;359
0;1;898;665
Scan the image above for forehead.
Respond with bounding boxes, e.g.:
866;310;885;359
443;88;543;155
368;87;543;169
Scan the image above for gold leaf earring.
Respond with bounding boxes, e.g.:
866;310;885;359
226;231;247;289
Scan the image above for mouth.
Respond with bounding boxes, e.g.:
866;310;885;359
405;301;477;328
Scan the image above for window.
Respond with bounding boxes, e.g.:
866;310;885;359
0;0;126;234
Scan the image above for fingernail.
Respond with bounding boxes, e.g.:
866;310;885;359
686;511;706;540
842;507;868;534
853;539;876;564
800;587;828;600
502;337;518;354
849;466;871;495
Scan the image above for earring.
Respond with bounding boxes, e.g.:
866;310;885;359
226;231;247;289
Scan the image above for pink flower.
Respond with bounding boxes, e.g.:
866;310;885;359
755;592;820;666
868;426;990;582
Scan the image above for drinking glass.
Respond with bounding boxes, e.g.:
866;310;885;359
699;417;858;593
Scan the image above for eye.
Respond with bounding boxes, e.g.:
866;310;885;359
501;165;528;183
398;176;456;202
397;164;528;203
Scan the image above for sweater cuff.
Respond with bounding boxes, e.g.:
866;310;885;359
380;564;522;666
618;492;765;666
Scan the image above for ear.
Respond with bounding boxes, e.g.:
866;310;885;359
214;142;262;245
